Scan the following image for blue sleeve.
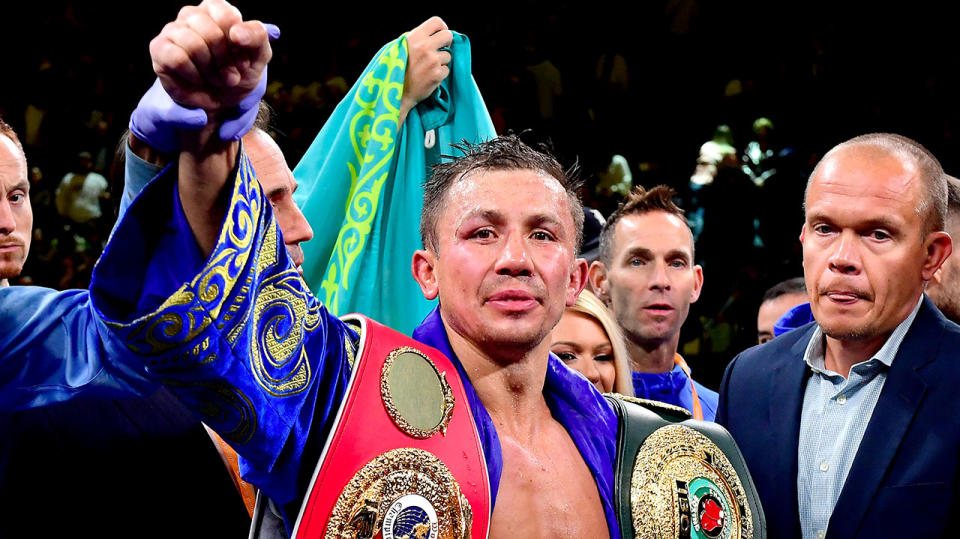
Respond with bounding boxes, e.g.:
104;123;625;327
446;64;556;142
89;146;354;510
0;145;171;412
0;286;157;410
117;143;164;223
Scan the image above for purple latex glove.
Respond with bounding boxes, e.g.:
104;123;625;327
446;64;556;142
129;23;281;152
219;23;280;141
129;78;207;155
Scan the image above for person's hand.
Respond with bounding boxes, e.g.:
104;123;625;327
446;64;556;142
399;16;453;123
149;0;273;122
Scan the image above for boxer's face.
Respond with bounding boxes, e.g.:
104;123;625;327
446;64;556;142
414;168;586;357
0;134;31;283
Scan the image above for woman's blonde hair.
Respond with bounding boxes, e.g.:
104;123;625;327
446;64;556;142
567;289;635;396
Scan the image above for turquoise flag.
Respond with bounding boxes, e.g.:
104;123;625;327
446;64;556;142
293;32;496;335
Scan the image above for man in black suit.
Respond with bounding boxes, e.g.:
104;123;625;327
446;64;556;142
717;133;958;538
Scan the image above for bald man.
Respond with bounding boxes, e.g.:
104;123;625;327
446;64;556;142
718;133;960;539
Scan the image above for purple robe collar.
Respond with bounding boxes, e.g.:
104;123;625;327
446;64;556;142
412;307;620;538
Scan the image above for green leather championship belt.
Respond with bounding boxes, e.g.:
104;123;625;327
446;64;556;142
606;395;766;539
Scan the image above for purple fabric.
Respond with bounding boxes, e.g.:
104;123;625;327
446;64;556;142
412;307;621;539
774;301;815;337
631;365;719;422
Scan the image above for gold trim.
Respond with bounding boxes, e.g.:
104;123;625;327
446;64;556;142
326;448;472;539
630;424;753;539
380;346;455;439
606;393;693;420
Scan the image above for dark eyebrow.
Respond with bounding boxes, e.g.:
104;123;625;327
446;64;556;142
807;212;902;231
665;248;692;262
11;180;29;193
461;208;505;223
858;217;902;231
528;213;564;230
551;341;583;351
265;184;291;199
623;246;654;261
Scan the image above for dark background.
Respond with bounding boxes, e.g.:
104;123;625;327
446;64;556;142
4;0;958;387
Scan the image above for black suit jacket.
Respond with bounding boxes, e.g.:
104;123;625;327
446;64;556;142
0;388;250;538
717;296;960;538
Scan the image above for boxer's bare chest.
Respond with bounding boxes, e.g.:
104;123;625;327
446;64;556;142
487;417;610;539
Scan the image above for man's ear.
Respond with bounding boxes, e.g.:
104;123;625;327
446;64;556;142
411;249;439;300
921;231;953;281
566;257;589;307
588;260;611;304
690;264;704;303
931;267;944;285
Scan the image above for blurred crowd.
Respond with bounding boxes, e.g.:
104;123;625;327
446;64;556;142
4;0;959;388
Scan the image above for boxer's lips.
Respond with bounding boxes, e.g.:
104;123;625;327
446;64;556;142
486;290;540;311
0;242;22;253
643;302;675;312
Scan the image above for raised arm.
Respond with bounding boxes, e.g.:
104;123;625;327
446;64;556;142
399;16;453;125
147;0;273;255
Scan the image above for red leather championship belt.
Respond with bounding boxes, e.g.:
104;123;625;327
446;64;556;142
292;315;491;539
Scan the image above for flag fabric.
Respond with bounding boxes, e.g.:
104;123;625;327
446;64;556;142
294;31;495;335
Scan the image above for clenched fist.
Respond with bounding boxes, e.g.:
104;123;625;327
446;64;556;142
149;0;273;116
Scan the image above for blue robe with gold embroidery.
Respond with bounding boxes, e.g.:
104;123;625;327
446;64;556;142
82;149;620;537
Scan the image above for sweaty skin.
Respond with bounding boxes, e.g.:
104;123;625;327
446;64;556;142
411;169;608;538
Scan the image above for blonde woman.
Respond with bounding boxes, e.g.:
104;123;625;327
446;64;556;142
550;290;634;395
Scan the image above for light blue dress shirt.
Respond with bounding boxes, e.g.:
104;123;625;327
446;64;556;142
797;296;923;539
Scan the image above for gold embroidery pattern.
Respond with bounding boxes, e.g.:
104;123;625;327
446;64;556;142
380;347;455;439
105;145;322;445
319;38;407;315
108;151;261;357
247;214;317;397
630;424;753;539
326;448;472;539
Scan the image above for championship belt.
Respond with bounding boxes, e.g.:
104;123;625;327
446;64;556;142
606;394;766;539
292;315;490;539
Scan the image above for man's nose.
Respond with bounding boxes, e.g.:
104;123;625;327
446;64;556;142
828;231;862;274
0;199;15;236
281;206;314;246
649;260;671;291
494;232;533;276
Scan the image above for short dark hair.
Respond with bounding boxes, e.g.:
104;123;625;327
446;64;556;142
421;135;584;252
598;185;691;265
808;133;946;235
762;277;807;304
0;117;25;166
